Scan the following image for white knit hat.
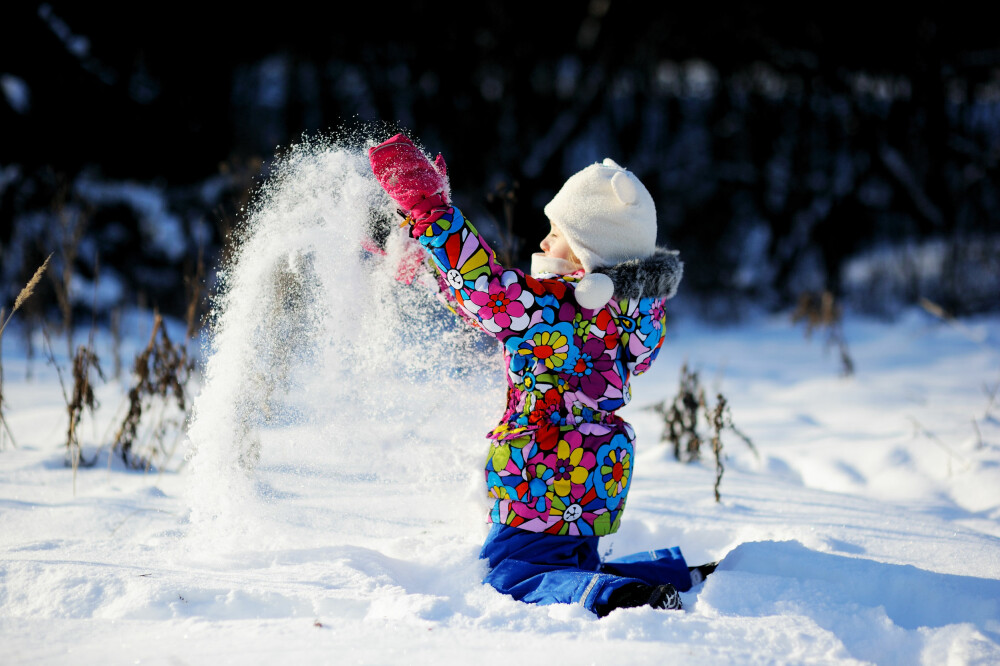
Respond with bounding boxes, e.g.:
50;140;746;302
543;158;657;309
544;158;657;272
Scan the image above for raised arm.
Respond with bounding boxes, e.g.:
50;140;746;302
368;135;549;342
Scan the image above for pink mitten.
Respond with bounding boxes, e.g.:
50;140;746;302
368;134;449;217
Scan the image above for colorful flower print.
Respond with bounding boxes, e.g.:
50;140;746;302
514;434;539;466
430;226;492;296
492;434;535;472
520;371;538;392
467;271;533;333
633;357;653;375
489;420;528;441
532;293;561;312
558;302;578;323
593;309;620;350
551;430;595;498
523;274;547;297
566;338;615;398
615;314;637;347
486;471;513;500
535;372;571;395
411;206;673;536
533;421;560;453
511;462;554;518
544;485;608;536
525;292;562;329
527;389;566;429
511;322;578;372
647;301;665;330
572;311;592;339
571;404;599;424
592;360;628;412
417;207;465;248
593;434;633;511
578;421;615;437
486;439;511;473
630;297;665;359
537;277;568;300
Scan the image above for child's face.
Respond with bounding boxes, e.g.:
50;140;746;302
540;222;578;264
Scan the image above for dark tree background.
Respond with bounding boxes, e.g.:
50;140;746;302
2;2;998;324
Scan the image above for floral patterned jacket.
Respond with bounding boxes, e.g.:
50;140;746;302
412;207;681;536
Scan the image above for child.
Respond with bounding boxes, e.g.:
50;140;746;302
369;135;711;616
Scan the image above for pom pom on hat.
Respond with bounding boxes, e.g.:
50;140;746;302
543;158;656;273
574;272;615;309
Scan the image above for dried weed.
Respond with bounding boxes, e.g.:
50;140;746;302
0;255;53;451
649;363;756;502
113;312;193;469
791;290;855;376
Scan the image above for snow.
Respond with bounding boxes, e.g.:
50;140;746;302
2;140;999;664
38;4;90;58
1;74;30;114
75;177;187;262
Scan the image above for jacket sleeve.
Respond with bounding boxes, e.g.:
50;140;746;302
410;206;546;343
608;295;668;376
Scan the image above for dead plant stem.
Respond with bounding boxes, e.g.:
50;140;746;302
0;254;52;340
908;416;968;474
41;324;69;406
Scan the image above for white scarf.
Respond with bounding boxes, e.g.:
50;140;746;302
530;252;582;277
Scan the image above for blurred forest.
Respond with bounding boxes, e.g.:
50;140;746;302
2;2;998;329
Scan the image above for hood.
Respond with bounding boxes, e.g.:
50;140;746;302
592;248;683;300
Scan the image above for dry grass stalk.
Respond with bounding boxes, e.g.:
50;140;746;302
45;187;88;357
649;364;757;501
920;297;996;353
0;254;52;340
919;297;950;321
0;307;10;452
13;256;50;312
111;307;123;380
649;362;705;462
184;245;207;344
1;255;53;451
791;290;855;376
1;307;4;399
702;393;757;502
0;416;15;452
907;416;968;477
0;417;15;452
972;418;983;450
707;394;727;502
40;324;70;408
113;312;193;469
66;344;104;486
983;377;999;415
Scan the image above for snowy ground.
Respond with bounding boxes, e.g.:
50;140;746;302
2;144;999;664
2;308;999;665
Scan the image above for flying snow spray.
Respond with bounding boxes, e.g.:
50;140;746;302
184;134;502;553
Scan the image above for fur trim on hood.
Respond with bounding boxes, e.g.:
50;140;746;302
593;248;683;300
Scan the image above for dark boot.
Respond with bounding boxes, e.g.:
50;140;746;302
647;583;683;610
595;582;683;617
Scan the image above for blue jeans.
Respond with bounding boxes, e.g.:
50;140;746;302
480;523;691;613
